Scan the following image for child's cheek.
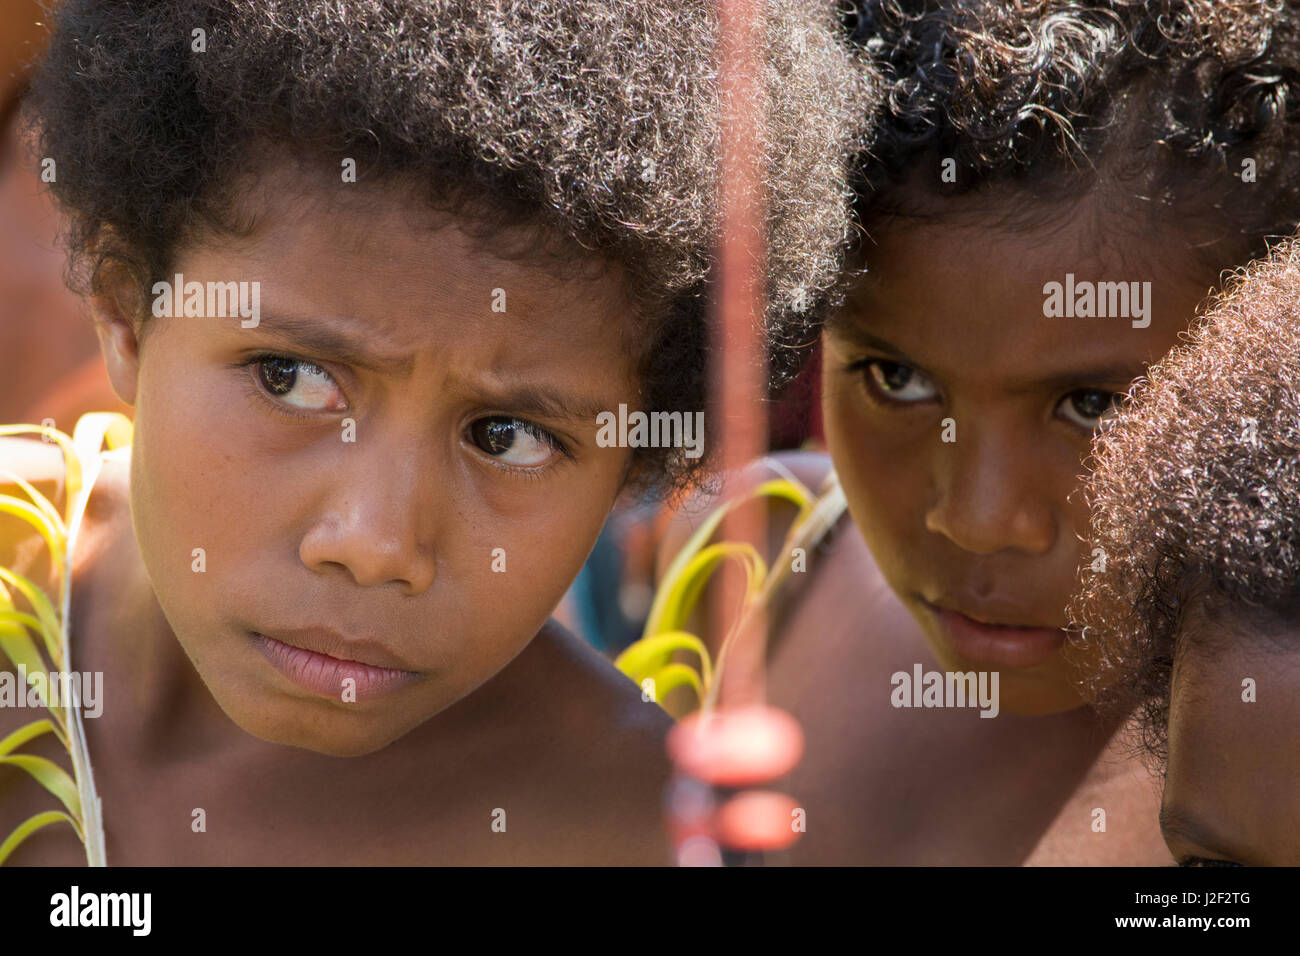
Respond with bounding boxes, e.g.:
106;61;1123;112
821;384;928;578
463;459;622;640
127;350;266;676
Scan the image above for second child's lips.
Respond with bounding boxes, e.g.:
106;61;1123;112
920;599;1067;670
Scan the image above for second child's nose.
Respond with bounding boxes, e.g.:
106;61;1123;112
923;428;1057;557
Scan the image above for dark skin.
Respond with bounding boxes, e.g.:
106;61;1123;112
792;201;1227;863
0;159;674;864
1161;617;1300;866
820;202;1213;714
664;190;1232;862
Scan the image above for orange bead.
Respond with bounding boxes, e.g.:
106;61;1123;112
667;705;804;787
715;790;802;851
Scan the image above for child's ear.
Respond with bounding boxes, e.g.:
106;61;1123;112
88;267;144;407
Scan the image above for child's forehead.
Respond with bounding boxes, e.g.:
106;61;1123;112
1177;600;1300;663
856;193;1231;301
1168;624;1300;801
831;223;1210;391
194;153;627;303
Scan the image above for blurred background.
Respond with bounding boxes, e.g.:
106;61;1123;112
1;1;129;429
560;356;823;658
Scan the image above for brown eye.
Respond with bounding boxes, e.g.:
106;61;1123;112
254;356;344;411
468;416;560;466
258;357;298;395
862;360;938;403
1058;389;1121;429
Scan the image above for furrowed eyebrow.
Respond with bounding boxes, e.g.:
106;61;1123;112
477;385;611;425
250;311;612;424
250;311;415;377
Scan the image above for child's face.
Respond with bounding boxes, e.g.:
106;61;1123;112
96;164;641;756
1161;624;1300;865
822;202;1215;714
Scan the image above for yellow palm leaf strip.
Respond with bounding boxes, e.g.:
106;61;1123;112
0;619;52;712
648;662;705;707
0;810;83;865
0;495;67;581
702;481;847;714
0;719;61;756
0;424;81;528
0;571;64;670
642;477;808;640
759;476;848;608
0;468;68;542
615;630;712;690
0;754;81;819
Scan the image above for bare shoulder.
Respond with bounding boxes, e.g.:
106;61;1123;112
1023;722;1173;866
521;619;674;744
469;621;674;864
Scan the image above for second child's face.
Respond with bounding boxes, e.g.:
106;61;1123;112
97;163;641;756
823;201;1217;714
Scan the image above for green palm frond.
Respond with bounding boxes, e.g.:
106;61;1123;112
0;413;132;866
616;466;847;718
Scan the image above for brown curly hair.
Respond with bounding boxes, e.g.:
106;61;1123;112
1068;236;1300;765
22;0;873;492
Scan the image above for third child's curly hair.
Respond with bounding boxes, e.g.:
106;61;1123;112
1068;237;1300;765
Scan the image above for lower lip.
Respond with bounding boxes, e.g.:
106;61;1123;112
251;632;419;701
926;606;1066;669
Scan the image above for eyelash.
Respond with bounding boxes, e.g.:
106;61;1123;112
846;356;1120;432
234;352;336;422
234;352;573;477
470;419;573;480
845;357;937;410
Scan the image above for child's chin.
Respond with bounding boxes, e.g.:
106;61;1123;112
222;699;425;757
991;671;1090;716
919;636;1087;716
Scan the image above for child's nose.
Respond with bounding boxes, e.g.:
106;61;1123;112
923;426;1057;556
297;446;438;595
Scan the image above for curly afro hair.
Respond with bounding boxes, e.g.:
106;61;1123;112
843;1;1300;252
1068;236;1300;765
23;0;873;493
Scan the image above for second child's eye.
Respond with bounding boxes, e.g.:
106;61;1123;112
1058;389;1121;430
468;416;562;467
256;356;346;411
861;360;939;403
